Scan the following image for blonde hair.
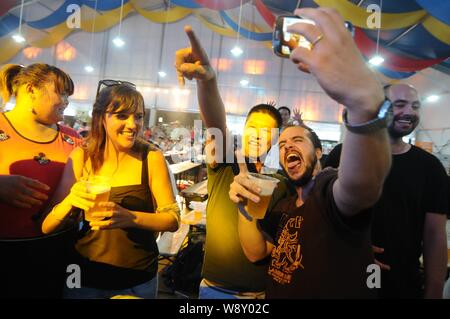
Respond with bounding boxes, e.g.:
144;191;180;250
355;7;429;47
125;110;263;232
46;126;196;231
0;63;74;104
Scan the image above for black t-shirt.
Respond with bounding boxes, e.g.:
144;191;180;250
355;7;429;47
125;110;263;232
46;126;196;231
324;144;449;298
259;168;376;299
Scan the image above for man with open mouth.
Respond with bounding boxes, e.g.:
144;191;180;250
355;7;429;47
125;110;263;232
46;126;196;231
325;83;449;299
229;7;394;298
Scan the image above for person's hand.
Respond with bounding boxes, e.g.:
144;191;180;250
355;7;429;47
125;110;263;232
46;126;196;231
0;175;50;208
175;25;215;86
88;202;136;230
61;181;96;212
288;8;384;115
292;107;303;123
229;151;261;206
372;245;391;271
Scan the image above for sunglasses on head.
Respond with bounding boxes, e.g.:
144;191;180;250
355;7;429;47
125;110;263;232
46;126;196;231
96;79;136;97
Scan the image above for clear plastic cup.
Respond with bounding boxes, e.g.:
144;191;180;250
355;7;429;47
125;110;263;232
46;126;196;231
81;175;112;222
246;173;279;219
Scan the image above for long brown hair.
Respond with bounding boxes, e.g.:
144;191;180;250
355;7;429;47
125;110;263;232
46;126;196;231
85;84;148;173
0;63;74;104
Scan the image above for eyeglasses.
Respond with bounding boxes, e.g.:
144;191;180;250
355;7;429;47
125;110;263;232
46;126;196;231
96;79;136;97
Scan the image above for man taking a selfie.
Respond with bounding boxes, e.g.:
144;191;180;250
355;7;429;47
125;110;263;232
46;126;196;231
229;7;392;298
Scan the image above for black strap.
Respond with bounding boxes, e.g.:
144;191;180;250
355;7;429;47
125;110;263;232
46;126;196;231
141;144;150;186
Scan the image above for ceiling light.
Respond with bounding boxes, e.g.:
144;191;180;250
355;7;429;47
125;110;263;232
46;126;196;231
12;34;25;43
231;46;243;57
368;55;384;66
113;37;125;47
425;95;439;103
240;79;249;87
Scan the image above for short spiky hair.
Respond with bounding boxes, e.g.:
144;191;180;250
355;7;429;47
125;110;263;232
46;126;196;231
282;123;322;151
246;103;283;128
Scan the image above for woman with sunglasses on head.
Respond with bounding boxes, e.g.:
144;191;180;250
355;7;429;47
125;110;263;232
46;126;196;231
0;63;82;298
42;81;180;299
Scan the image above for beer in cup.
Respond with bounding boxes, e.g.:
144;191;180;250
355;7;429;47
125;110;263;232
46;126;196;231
82;175;112;222
246;173;279;219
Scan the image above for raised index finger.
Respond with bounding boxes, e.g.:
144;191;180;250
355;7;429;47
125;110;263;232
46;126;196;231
184;25;209;65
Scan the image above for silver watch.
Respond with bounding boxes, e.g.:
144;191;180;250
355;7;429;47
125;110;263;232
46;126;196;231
342;98;393;134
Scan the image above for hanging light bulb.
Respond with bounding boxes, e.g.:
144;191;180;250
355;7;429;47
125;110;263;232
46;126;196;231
12;34;25;43
231;46;243;57
369;55;384;66
113;0;125;48
113;37;125;47
240;79;249;87
84;65;94;73
12;0;26;44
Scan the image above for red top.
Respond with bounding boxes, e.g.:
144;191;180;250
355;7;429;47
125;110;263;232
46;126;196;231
0;113;83;238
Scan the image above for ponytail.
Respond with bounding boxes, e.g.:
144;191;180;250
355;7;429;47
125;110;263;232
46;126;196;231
0;64;24;104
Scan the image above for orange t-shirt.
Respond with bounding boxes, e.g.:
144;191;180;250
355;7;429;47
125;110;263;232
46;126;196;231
0;113;83;238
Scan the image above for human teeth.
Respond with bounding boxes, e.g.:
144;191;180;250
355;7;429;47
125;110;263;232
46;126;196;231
286;153;300;163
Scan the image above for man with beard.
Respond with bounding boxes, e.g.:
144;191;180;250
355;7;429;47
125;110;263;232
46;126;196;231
229;8;392;298
325;83;449;298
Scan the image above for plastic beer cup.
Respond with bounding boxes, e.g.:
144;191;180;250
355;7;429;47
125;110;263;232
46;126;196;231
246;173;279;219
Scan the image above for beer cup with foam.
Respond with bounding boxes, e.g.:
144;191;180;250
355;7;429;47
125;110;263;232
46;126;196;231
82;175;112;222
246;173;279;219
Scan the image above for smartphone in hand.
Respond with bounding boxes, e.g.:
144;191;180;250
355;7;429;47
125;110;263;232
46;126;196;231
272;15;354;58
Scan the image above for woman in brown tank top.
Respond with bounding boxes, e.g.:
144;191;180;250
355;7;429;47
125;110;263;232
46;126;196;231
42;81;180;298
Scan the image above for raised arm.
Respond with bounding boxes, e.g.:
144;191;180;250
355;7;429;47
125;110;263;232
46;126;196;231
175;26;231;168
288;8;391;216
175;26;226;135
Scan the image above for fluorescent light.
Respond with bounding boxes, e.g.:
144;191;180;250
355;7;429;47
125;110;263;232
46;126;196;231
113;37;125;47
368;55;384;66
425;95;439;103
12;34;25;43
158;71;167;78
231;46;243;57
240;79;249;87
84;65;94;73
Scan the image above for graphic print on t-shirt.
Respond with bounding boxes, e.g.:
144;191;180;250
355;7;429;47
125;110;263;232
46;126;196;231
0;130;10;141
33;152;50;165
268;215;304;284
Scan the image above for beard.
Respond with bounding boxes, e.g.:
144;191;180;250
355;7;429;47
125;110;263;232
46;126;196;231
282;154;318;187
388;115;418;138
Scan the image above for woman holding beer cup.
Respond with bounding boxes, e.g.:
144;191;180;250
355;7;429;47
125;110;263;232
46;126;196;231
42;81;180;299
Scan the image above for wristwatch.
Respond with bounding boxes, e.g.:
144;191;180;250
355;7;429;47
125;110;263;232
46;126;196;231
342;98;393;134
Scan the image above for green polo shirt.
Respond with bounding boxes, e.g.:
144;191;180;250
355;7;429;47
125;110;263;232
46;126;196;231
201;163;290;292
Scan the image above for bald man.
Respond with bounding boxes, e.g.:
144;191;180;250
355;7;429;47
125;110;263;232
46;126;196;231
325;84;448;298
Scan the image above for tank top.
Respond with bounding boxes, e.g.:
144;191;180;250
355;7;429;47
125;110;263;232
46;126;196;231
0;112;82;238
72;144;159;290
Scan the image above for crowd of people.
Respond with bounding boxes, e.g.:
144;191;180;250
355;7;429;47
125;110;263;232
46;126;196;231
0;7;449;299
